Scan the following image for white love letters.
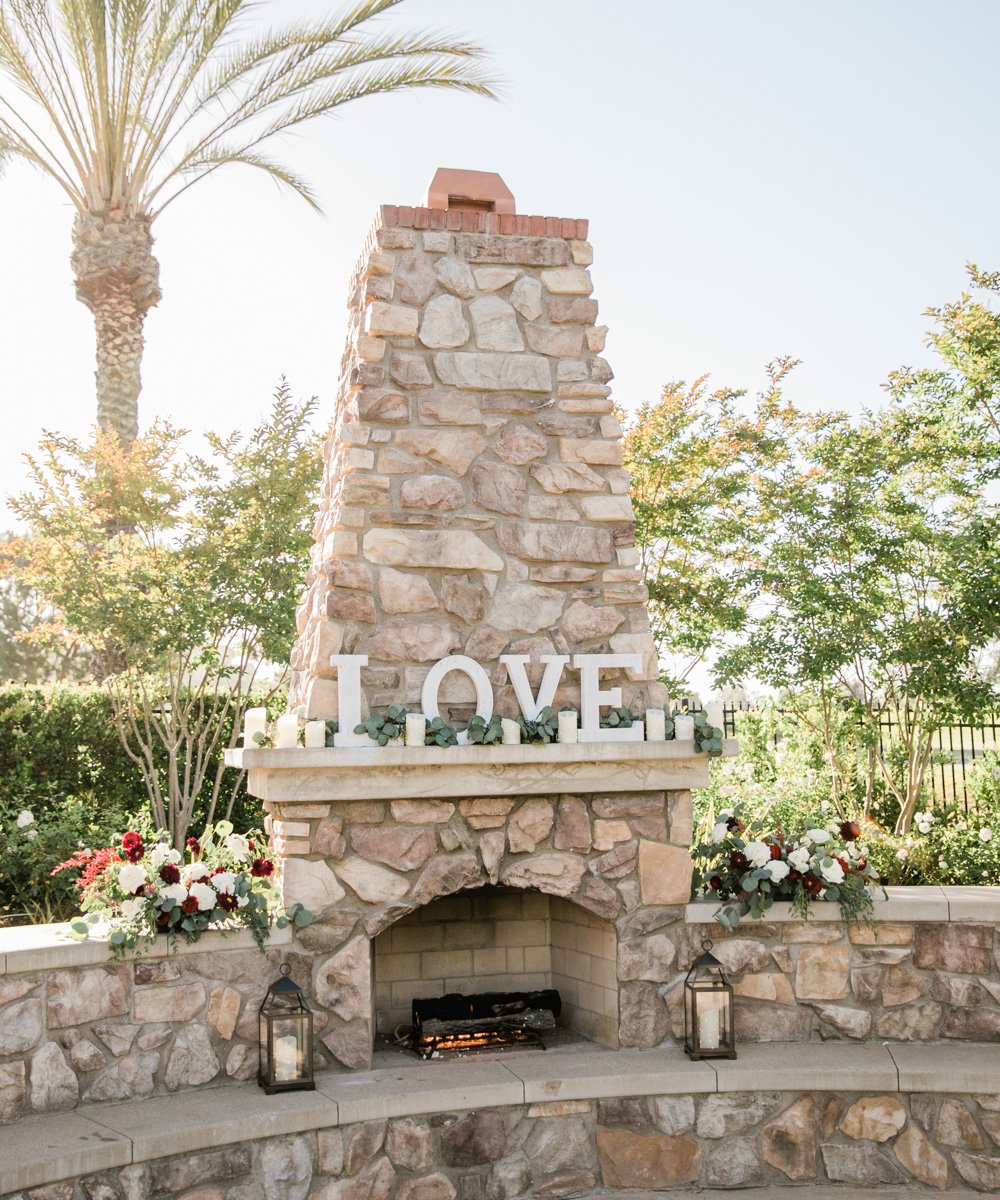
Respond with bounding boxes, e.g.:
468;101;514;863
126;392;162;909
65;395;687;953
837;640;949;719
330;652;644;747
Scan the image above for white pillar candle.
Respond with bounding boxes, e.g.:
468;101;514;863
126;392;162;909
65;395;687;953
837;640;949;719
243;707;267;746
275;714;299;749
405;713;426;747
273;1033;299;1082
674;713;695;742
304;720;327;749
501;718;521;745
705;701;725;732
644;708;666;742
557;710;578;744
699;997;722;1050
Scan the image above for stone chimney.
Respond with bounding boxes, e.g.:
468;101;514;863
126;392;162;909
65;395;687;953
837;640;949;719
289;170;664;724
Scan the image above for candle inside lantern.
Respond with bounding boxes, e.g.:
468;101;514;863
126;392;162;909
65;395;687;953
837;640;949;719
273;1032;299;1082
304;721;327;749
557;710;578;744
674;713;695;742
243;707;267;746
699;995;723;1051
501;718;521;745
644;708;666;741
405;713;426;747
275;714;299;749
705;701;725;732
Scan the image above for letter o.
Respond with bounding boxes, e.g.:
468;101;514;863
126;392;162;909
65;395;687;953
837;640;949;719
421;655;494;744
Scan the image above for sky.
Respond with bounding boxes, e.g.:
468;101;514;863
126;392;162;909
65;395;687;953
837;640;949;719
2;0;1000;513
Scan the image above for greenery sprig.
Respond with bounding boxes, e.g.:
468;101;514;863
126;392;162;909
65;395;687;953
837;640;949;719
355;705;408;746
693;710;724;756
466;714;504;745
519;706;558;744
600;705;635;729
424;717;458;747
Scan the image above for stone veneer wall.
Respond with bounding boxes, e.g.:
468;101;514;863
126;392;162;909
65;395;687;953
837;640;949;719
372;888;617;1048
7;1088;1000;1199
288;204;665;722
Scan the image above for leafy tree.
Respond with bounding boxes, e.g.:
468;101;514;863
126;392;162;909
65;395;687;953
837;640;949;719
717;401;998;834
623;359;812;694
0;539;90;682
0;0;496;441
3;382;322;845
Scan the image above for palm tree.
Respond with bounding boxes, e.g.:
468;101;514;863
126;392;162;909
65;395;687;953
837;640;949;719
0;0;496;442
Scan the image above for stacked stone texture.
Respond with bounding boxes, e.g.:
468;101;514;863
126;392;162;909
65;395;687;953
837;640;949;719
9;1088;1000;1198
289;208;664;722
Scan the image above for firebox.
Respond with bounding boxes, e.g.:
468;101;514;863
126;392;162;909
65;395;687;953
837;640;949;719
373;886;619;1053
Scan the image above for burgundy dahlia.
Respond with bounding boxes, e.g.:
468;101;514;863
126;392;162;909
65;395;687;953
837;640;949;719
729;850;748;871
121;831;144;863
159;863;181;885
802;874;824;897
840;820;861;842
708;875;722;891
216;893;238;912
251;857;274;878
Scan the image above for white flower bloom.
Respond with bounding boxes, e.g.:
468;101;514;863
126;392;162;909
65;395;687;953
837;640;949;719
118;863;147;894
159;883;188;905
188;881;217;911
744;841;772;869
806;828;829;844
820;858;845;885
918;821;931;834
149;843;181;867
938;858;949;869
25;829;37;840
212;871;236;895
15;810;34;828
767;859;791;883
120;897;146;921
710;822;729;843
225;833;251;862
788;846;811;872
980;828;993;843
236;895;250;908
896;848;909;860
182;862;210;884
820;800;831;812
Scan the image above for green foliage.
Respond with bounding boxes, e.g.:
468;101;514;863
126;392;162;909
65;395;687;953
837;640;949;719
355;705;408;746
466;714;504;745
423;717;458;747
0;0;497;219
600;706;634;729
4;387;320;844
519;706;558;745
692;710;724;756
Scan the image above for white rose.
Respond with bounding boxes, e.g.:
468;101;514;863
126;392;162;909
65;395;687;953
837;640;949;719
766;859;790;883
788;847;811;872
806;828;829;844
188;881;217;911
120;897;146;920
212;871;236;895
917;821;931;834
225;833;251;862
744;841;772;869
182;862;210;883
710;823;729;843
236;894;250;908
149;843;181;867
159;883;188;905
15;810;34;828
821;859;845;885
118;863;147;894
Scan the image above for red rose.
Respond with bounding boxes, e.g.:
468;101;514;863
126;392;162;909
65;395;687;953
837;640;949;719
186;837;201;858
159;864;180;885
788;869;802;885
121;831;144;863
840;820;861;842
156;912;170;928
836;857;850;874
217;893;238;912
769;843;783;860
708;876;722;891
181;896;199;914
248;839;256;851
211;865;227;876
251;857;274;878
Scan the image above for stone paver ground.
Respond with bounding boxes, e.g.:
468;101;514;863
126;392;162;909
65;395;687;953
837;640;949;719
575;1191;985;1199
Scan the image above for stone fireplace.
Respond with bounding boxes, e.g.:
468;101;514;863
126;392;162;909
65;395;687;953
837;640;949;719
229;170;726;1072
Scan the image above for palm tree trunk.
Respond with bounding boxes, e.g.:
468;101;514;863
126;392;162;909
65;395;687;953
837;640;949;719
71;213;162;443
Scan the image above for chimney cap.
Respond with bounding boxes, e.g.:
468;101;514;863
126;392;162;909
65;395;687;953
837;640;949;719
426;168;515;215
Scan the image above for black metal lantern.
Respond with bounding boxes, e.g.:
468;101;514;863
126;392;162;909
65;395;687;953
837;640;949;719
684;939;736;1060
259;964;315;1094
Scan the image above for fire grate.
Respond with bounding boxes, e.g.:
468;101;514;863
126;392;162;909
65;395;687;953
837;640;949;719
410;989;561;1059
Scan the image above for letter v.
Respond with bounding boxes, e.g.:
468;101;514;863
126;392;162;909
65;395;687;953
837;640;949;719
500;655;569;722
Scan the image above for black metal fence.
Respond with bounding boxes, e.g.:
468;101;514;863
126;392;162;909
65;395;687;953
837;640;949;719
682;699;1000;810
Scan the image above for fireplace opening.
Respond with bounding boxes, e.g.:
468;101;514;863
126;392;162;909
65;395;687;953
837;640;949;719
373;886;619;1057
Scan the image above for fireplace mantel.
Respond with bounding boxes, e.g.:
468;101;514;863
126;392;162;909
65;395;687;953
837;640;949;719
225;739;737;803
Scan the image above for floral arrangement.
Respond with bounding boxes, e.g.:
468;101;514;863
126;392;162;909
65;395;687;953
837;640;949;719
52;820;309;954
691;806;883;929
